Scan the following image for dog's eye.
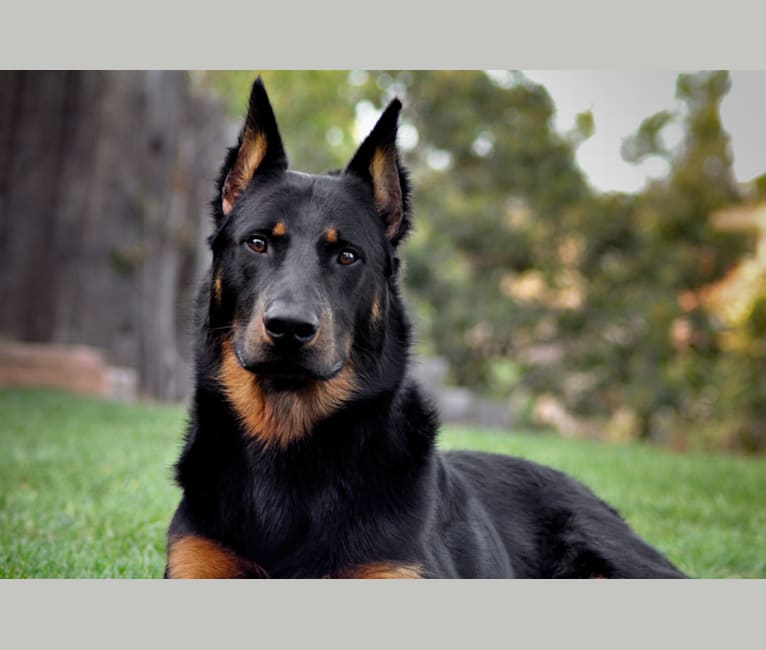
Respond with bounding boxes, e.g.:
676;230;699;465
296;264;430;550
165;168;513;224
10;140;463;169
337;250;358;266
247;237;268;254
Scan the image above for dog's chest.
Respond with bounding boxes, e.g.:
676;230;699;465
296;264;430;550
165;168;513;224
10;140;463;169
216;468;357;574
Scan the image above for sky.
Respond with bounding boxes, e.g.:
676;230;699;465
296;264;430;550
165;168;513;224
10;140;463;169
520;70;766;194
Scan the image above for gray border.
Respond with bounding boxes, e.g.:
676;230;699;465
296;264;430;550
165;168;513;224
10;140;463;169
1;580;764;646
1;1;766;68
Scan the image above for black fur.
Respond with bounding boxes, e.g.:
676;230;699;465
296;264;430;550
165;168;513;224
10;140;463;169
165;77;686;578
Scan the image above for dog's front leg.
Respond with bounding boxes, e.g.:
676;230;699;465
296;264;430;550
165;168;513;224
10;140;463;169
165;534;269;579
330;562;423;579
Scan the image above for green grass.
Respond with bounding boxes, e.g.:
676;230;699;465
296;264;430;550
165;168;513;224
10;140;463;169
0;390;184;578
440;428;766;578
1;389;764;578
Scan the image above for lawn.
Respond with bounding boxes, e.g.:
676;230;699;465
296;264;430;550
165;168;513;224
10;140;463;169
1;389;764;578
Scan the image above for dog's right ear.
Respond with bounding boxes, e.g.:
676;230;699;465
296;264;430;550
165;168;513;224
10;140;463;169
219;77;288;217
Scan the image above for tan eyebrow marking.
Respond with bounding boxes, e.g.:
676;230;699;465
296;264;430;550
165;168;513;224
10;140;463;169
326;228;338;243
272;222;286;237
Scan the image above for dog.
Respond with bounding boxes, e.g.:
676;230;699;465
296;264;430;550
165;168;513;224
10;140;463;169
165;77;686;578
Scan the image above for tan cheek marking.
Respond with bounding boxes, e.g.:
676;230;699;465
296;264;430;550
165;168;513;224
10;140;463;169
167;535;268;579
332;563;423;579
326;228;338;243
370;290;382;325
213;271;223;305
218;339;357;448
272;221;286;237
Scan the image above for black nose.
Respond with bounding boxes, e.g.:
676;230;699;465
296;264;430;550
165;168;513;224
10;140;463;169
263;302;319;346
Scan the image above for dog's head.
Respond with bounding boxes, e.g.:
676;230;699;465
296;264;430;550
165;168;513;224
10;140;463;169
207;77;412;444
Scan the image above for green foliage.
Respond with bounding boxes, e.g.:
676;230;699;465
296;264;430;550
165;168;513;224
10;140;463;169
753;172;766;198
570;110;595;146
571;70;754;450
621;109;674;163
200;70;765;453
2;390;763;578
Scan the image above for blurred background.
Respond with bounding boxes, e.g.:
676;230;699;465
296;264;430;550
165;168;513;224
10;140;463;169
1;70;765;455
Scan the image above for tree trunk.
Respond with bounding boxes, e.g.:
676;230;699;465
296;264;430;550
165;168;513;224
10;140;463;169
0;71;226;400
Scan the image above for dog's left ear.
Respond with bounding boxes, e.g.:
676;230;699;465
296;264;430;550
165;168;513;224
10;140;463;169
345;99;411;245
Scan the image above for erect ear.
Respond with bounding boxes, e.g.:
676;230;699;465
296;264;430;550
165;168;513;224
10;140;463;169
220;77;288;216
345;99;411;244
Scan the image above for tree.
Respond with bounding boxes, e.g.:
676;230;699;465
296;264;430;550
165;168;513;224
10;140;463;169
564;71;752;448
0;71;227;399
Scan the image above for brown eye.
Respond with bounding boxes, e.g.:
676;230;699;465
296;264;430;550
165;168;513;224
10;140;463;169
337;249;358;266
247;236;268;254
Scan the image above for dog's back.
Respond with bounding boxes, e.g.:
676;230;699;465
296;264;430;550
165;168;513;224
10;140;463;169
437;450;684;577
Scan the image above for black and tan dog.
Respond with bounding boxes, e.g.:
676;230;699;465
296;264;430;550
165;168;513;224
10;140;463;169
165;77;685;579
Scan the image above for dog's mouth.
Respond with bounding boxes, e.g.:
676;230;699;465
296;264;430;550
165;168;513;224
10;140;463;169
234;345;344;386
